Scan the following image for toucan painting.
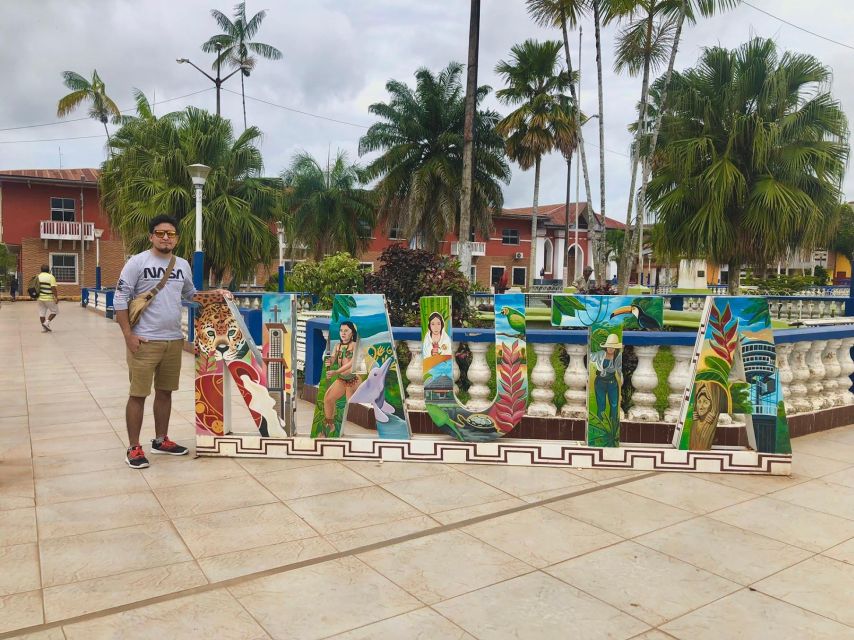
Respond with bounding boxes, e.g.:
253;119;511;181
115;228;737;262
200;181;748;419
610;303;662;330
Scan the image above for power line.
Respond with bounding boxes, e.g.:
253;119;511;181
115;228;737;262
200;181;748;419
0;87;215;133
741;1;854;50
0;134;105;145
222;88;371;129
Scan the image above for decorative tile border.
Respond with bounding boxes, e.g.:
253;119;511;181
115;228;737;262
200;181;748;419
196;435;791;475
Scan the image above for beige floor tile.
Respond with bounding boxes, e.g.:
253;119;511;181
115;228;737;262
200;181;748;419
628;632;678;640
822;466;854;489
771;479;854;520
344;460;453;484
435;571;649;640
546;540;739;626
31;431;121;458
693;471;808;495
173;501;317;558
454;464;590;497
711;495;854;552
792;437;854;463
0;508;37;545
32;448;127;480
230;556;421;639
0;590;43;635
547;487;694;538
0;543;40;597
823;537;854;564
36;492;166;540
429;497;526;525
382;470;513;514
821;426;854;446
198;536;336;582
754;556;854;626
287;485;423;535
790;451;852;478
139;455;248;490
661;588;854;640
325;515;441;552
28;420;115;442
39;520;192;587
235;456;331;475
636;517;812;584
463;506;622;568
0;494;34;512
44;560;208;621
4;627;66;639
35;467;149;506
329;607;475;639
255;462;372;501
620;473;756;515
358;530;532;605
62;588;270;640
153;473;278;518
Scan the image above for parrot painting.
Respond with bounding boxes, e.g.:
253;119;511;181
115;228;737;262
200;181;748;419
500;306;526;335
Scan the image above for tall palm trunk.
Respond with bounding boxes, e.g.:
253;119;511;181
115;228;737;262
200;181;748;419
728;261;741;295
592;0;607;285
459;0;480;282
241;72;248;130
618;5;655;294
634;0;688;282
529;156;542;285
557;13;599;285
563;152;573;284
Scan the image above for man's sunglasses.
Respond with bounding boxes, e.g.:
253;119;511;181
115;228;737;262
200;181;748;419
152;230;178;238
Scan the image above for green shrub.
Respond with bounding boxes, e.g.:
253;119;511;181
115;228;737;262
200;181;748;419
284;252;365;308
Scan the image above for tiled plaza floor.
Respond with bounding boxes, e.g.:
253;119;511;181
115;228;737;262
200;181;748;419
1;301;854;639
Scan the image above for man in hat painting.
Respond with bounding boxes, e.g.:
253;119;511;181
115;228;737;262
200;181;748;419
590;332;623;423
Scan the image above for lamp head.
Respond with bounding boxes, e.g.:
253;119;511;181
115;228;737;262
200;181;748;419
275;222;285;235
187;163;211;187
93;228;104;239
176;58;188;64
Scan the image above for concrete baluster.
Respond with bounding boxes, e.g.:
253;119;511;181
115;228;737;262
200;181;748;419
466;342;492;411
664;345;694;423
836;338;854;405
404;340;425;411
628;345;660;421
561;344;588;418
776;343;796;416
806;340;829;410
528;343;557;417
822;339;842;406
789;341;813;414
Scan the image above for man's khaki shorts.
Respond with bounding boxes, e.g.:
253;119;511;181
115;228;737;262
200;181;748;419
38;301;58;316
127;339;184;397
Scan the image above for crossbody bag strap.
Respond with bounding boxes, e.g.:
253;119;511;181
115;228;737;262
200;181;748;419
144;255;177;300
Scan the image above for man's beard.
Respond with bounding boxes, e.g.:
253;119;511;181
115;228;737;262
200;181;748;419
157;245;173;254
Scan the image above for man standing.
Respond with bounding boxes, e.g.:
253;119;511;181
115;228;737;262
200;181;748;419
574;266;594;293
9;274;18;301
36;265;58;331
113;215;221;469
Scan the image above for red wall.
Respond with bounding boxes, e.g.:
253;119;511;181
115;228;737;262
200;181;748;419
1;181;113;244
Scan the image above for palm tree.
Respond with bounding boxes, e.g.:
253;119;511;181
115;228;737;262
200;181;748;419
100;106;280;285
458;0;481;282
359;62;510;252
281;151;377;261
495;39;577;283
56;70;121;143
203;2;283;129
648;38;849;294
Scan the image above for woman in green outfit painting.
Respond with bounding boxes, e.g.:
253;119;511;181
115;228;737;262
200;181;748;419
323;321;361;433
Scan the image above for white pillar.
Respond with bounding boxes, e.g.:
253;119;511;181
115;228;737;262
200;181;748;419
466;342;492;411
807;340;829;411
776;343;796;416
789;341;813;414
664;345;693;422
535;236;546;276
452;341;461;397
836;338;854;405
561;344;587;418
628;345;660;421
405;340;425;411
822;339;842;407
555;234;566;282
528;343;557;417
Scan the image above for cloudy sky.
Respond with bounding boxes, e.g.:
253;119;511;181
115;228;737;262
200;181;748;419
1;0;852;223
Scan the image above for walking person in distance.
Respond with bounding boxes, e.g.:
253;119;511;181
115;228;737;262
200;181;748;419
36;265;58;331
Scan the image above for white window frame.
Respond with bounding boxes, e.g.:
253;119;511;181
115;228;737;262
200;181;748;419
50;197;75;222
49;252;78;285
512;266;527;287
358;262;374;272
490;265;506;286
388;227;404;240
501;228;520;245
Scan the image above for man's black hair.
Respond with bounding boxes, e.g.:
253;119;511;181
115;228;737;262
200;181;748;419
148;215;179;234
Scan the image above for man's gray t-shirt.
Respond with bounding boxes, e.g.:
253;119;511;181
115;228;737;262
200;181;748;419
113;251;196;340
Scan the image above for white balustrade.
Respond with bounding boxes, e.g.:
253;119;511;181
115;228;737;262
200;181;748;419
452;341;461;397
465;342;492;411
837;338;854;405
561;344;588;418
776;343;796;416
628;345;660;421
528;343;557;417
822;339;842;406
806;340;830;410
665;345;694;423
789;341;813;414
404;340;425;411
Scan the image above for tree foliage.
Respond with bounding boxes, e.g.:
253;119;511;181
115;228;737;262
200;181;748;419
358;62;510;251
100;101;279;285
56;69;121;142
284;252;366;309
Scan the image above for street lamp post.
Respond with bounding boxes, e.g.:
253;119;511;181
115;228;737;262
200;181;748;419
188;164;211;291
276;222;285;293
93;228;104;290
176;46;246;117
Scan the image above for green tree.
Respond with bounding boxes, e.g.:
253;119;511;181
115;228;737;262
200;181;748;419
648;38;849;294
100;104;280;285
358;62;510;252
285;253;366;309
281;150;376;261
495;39;576;284
56;70;121;143
202;2;283;129
830;203;854;263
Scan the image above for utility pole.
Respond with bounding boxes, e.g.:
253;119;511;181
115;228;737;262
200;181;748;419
458;0;480;282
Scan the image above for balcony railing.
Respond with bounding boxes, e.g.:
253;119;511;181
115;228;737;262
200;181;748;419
450;241;486;256
40;220;95;241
